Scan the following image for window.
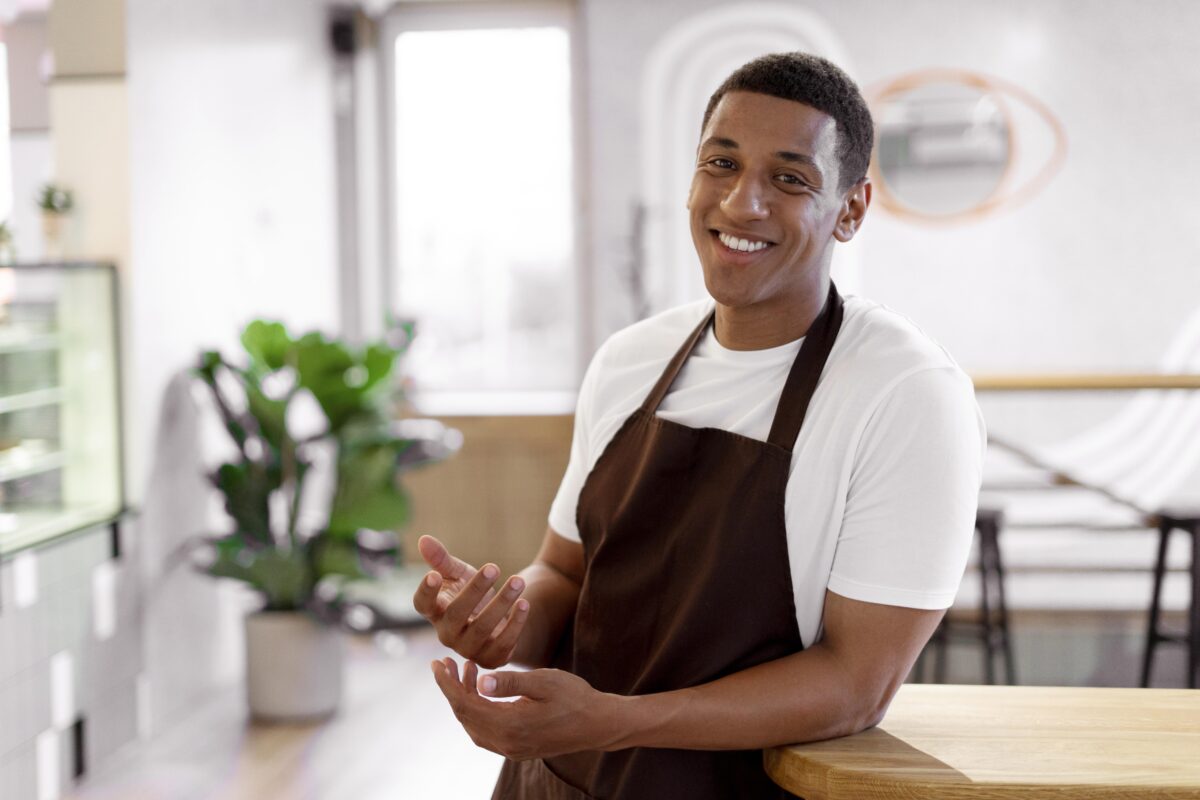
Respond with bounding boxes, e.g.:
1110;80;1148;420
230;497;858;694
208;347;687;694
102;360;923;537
387;5;579;413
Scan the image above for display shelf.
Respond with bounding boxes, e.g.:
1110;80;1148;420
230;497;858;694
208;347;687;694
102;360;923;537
0;387;64;414
0;449;65;482
0;262;123;555
0;333;60;354
0;502;122;555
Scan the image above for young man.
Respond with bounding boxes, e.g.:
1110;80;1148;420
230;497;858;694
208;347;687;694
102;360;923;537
415;52;985;799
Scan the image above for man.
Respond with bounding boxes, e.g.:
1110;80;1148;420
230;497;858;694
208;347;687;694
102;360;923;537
414;52;985;799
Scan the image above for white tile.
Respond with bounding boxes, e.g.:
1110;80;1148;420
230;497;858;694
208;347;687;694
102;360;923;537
91;561;118;641
14;552;38;608
49;651;75;731
36;729;59;800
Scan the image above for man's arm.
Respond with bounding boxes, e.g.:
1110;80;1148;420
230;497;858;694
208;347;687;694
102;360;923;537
432;590;942;758
508;528;584;668
609;590;942;749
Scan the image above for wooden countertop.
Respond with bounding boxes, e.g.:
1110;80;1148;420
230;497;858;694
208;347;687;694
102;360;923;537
970;373;1200;391
765;684;1200;799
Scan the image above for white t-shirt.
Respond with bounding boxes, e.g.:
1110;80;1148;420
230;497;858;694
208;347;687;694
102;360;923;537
549;295;986;648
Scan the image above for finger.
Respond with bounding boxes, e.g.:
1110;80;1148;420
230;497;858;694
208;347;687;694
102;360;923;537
441;563;501;631
464;661;480;698
430;660;463;711
478;598;530;667
458;575;525;654
418;535;474;581
443;656;460;684
412;571;443;619
479;668;548;700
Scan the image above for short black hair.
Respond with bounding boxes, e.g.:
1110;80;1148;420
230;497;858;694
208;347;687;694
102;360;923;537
702;52;874;192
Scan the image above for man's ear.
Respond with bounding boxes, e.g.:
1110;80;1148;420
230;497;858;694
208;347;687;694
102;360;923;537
833;179;871;243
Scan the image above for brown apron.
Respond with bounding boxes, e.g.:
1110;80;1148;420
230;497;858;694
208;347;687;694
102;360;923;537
493;284;845;799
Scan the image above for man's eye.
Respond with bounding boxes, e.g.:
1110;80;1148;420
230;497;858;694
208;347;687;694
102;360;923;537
777;174;807;186
707;158;735;169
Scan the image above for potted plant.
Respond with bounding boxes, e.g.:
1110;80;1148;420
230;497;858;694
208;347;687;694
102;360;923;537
0;220;15;265
191;318;457;720
37;183;74;258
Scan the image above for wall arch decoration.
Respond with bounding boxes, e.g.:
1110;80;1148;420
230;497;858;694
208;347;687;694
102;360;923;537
639;4;860;315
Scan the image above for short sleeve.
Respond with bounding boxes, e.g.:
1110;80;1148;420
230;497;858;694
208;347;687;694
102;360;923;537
826;367;986;609
547;341;609;541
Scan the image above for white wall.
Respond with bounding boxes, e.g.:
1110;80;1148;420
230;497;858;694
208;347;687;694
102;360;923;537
126;0;341;501
581;0;1200;442
125;0;341;729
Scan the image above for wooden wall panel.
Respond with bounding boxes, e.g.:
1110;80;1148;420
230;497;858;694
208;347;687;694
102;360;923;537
400;415;574;577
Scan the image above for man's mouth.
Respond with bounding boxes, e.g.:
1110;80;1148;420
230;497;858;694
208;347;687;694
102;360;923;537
714;231;774;254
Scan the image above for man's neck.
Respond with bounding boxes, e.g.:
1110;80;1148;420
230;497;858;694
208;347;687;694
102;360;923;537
712;276;831;351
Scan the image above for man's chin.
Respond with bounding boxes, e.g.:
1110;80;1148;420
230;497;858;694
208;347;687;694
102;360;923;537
701;281;760;310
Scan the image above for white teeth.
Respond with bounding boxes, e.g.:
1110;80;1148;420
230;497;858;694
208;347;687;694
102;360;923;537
718;232;770;253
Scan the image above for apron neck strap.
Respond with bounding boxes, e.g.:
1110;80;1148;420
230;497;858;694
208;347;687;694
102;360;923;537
766;282;845;451
640;307;716;413
639;283;845;450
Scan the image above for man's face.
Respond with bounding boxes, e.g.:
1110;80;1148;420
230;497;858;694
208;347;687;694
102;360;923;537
687;91;860;311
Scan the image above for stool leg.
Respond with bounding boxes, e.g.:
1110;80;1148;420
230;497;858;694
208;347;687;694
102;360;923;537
979;523;997;686
988;522;1017;685
1140;521;1172;688
1189;525;1199;690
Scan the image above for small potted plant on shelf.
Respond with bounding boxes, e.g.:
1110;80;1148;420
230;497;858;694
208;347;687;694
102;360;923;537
191;319;458;721
36;183;74;258
0;220;15;265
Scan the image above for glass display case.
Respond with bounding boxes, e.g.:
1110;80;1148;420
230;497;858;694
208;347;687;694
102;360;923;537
0;262;123;555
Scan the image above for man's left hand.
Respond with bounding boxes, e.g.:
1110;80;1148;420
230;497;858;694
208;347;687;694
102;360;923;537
431;658;629;760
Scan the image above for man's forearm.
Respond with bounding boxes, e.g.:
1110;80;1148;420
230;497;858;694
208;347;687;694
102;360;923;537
508;561;580;668
605;645;890;751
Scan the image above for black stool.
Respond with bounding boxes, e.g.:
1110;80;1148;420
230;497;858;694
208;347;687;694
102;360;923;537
922;507;1017;685
1140;508;1199;688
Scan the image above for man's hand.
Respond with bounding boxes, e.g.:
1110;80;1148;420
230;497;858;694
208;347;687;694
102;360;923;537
431;657;628;760
412;535;530;669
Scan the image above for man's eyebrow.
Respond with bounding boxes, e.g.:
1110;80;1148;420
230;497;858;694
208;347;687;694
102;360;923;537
699;136;739;150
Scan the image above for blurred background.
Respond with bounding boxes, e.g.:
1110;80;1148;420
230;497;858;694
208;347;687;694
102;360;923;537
1;0;1198;797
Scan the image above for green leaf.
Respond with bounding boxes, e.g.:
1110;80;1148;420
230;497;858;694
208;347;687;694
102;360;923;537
328;444;410;536
210;461;277;545
241;320;293;374
361;343;396;394
243;377;289;452
205;535;312;610
311;536;368;581
293;333;398;432
247;547;312;610
205;535;258;584
193;354;251;451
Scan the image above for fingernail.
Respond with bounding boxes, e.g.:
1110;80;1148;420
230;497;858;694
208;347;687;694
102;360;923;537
480;676;496;694
426;574;437;587
517;599;529;611
482;565;498;580
510;577;525;593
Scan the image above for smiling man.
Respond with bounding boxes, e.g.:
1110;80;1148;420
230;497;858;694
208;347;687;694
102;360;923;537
416;52;986;799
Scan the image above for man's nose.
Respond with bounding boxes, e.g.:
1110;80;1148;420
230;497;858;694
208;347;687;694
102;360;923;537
720;173;768;220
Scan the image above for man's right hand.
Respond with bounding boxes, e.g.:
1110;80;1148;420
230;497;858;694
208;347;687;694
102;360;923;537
412;534;530;669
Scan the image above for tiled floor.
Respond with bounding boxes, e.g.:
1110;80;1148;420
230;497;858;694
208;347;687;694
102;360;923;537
64;627;503;800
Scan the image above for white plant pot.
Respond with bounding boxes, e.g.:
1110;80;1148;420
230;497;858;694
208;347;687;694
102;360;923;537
244;610;344;721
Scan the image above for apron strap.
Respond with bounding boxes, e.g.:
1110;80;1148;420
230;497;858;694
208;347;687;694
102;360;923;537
766;281;845;451
640;308;716;413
